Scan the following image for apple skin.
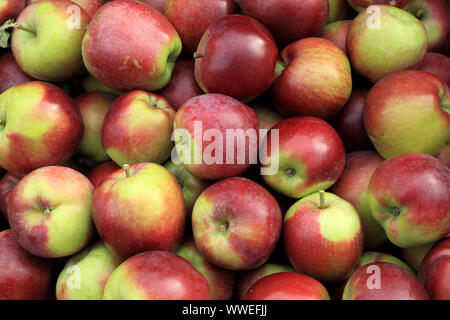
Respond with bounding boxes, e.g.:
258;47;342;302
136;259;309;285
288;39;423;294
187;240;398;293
418;237;450;300
404;0;450;53
330;151;387;249
103;251;211;300
176;236;236;300
11;0;90;81
401;242;435;272
164;0;236;54
236;263;294;300
87;161;120;189
56;240;121;300
0;172;23;220
75;92;115;166
174;94;259;181
0;52;33;94
192;177;282;271
321;20;352;53
101;91;176;166
262;117;346;199
0;0;25;25
417;52;450;88
92;163;186;260
272;38;352;120
0;81;84;174
347;5;428;83
0;229;53;300
332;90;373;152
138;0;166;13
358;251;415;274
347;0;410;11
249;98;284;133
240;0;329;46
158;59;203;111
9;166;95;258
28;0;103;17
343;262;430;300
244;272;331;300
364;70;450;159
82;0;182;92
436;140;450;168
368;153;450;248
328;0;355;23
81;74;123;96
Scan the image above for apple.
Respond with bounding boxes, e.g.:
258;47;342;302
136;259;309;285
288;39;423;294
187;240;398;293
56;240;121;300
239;0;329;46
176;236;235;300
164;0;236;54
0;52;33;94
358;251;415;274
92;163;186;259
404;0;449;53
9;0;90;81
347;5;427;83
81;74;122;96
321;20;352;53
75;92;115;167
88;161;120;189
418;237;450;300
364;70;450;159
328;0;355;23
343;262;430;300
101;91;175;166
417;52;450;88
436;140;450;168
272;37;352;120
330;151;387;249
347;0;410;11
9;166;95;258
158;59;203;111
192;177;282;270
368;153;450;248
138;0;166;13
173;93;259;180
236;263;294;300
0;172;22;220
27;0;103;17
0;229;52;300
194;15;277;102
244;272;331;300
0;0;25;25
401;243;435;272
284;191;364;282
262;117;346;199
103;251;210;300
249;98;284;133
0;81;84;174
82;0;182;92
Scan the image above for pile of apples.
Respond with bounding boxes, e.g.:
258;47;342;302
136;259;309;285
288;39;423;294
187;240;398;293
0;0;449;301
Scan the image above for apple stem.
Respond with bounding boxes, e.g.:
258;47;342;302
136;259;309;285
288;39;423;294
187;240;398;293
123;164;131;178
0;21;35;35
319;190;326;209
43;208;51;215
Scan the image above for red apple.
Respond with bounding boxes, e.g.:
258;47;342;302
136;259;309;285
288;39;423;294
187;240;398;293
0;172;23;220
138;0;166;13
417;52;450;88
347;0;410;11
272;37;352;120
0;229;52;300
321;20;352;53
0;52;33;94
194;15;278;102
436;140;450;168
239;0;329;46
87;161;120;189
0;0;25;25
27;0;103;17
192;177;282;270
244;272;331;300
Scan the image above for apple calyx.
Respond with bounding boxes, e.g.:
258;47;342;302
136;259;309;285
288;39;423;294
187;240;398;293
218;221;229;233
123;164;131;178
285;168;296;178
0;19;35;48
389;206;402;217
319;190;327;210
43;208;51;215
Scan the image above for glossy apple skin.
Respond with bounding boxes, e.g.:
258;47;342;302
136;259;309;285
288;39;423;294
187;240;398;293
82;0;182;92
56;240;121;300
358;251;415;274
347;0;410;11
418;237;450;300
103;251;210;300
28;0;103;16
347;5;427;83
321;20;351;53
101;91;175;166
417;52;450;88
436;140;450;168
174;94;259;180
364;70;450;159
194;15;278;102
9;166;95;258
401;243;435;272
262;117;346;199
92;163;186;259
240;0;329;46
272;38;352;120
236;263;294;300
0;81;84;174
404;0;450;53
12;0;90;81
176;236;235;300
332;90;373;152
328;0;355;23
284;192;364;282
343;262;430;300
192;177;282;270
368;153;450;248
138;0;166;12
158;59;203;110
75;92;115;166
0;229;52;300
0;172;23;220
0;0;25;25
330;151;387;248
0;52;33;94
87;161;120;189
164;0;236;54
245;272;331;300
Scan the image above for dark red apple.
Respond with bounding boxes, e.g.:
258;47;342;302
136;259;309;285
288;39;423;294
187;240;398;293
87;161;120;189
0;172;23;220
0;0;25;25
417;52;450;88
321;20;352;53
0;52;33;94
138;0;166;13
